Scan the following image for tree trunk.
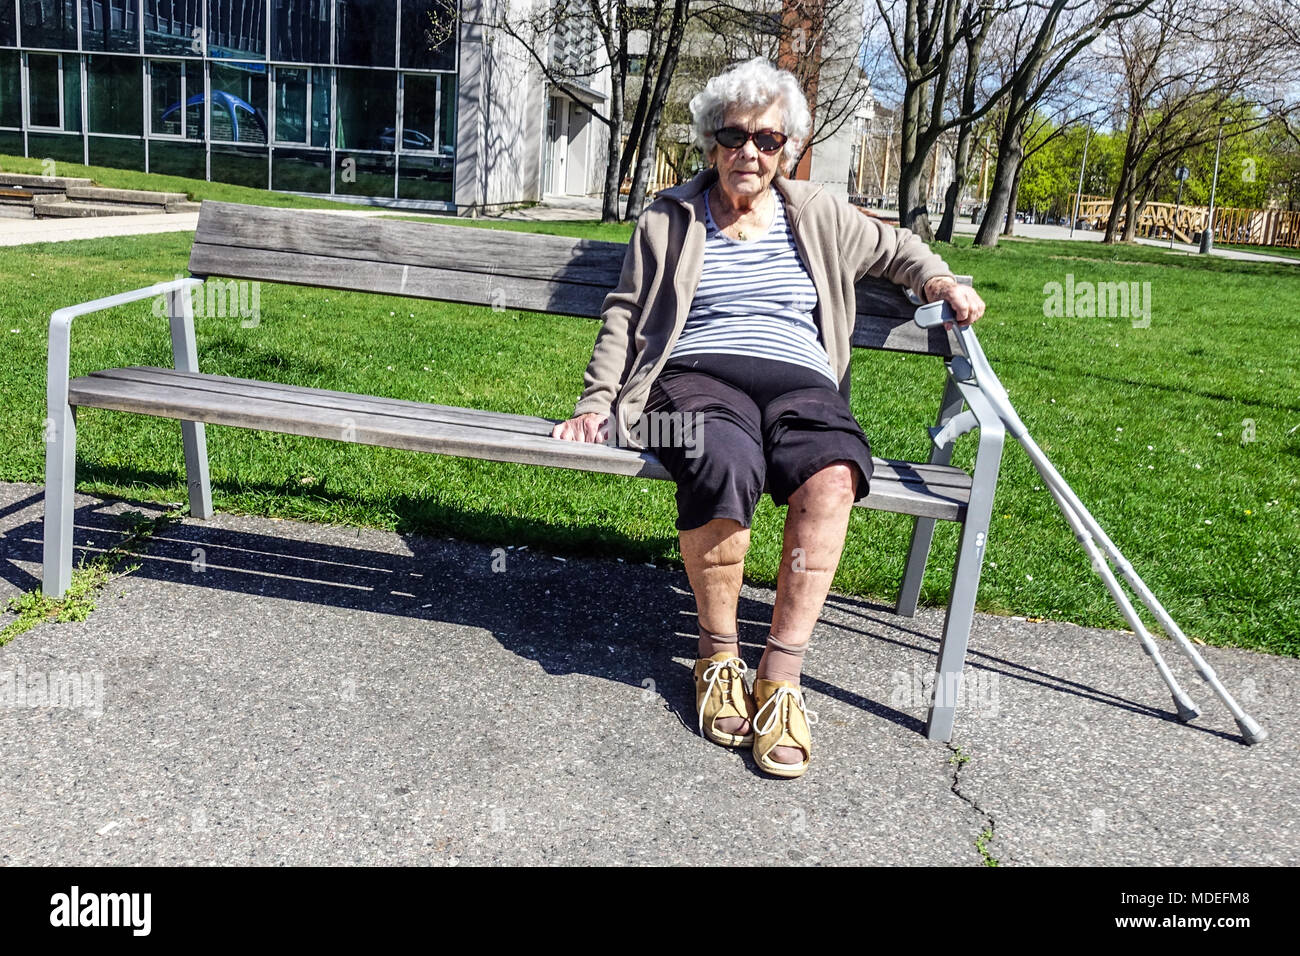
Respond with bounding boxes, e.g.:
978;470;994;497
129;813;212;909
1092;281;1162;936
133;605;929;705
934;126;971;243
897;76;934;237
975;126;1021;248
625;0;687;219
899;157;935;240
600;71;625;222
1002;161;1022;236
934;119;977;242
1122;192;1137;242
1103;167;1131;243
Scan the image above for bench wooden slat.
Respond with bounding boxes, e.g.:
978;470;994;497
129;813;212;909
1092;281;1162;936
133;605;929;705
188;244;613;318
88;367;975;491
108;365;551;429
187;201;959;357
68;368;971;520
193;201;629;287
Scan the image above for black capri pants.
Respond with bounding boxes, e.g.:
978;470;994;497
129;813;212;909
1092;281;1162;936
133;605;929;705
641;352;875;531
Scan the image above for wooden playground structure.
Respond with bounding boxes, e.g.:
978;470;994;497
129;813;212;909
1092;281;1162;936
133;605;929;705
1076;195;1300;248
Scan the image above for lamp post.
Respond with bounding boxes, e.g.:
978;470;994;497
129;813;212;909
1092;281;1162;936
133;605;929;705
1070;125;1092;238
1171;165;1189;249
1199;117;1227;254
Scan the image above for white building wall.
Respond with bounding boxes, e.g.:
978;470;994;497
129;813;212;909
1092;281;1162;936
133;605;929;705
455;0;546;210
455;0;612;209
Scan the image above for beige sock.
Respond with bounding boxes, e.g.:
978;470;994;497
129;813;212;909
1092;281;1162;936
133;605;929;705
698;625;740;660
760;634;807;684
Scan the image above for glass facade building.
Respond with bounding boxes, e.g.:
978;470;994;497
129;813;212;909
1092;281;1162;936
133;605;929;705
0;0;460;205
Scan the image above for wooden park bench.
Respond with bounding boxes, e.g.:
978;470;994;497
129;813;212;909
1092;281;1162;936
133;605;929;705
42;200;1005;742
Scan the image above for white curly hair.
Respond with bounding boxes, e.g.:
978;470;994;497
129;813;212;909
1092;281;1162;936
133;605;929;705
689;57;812;176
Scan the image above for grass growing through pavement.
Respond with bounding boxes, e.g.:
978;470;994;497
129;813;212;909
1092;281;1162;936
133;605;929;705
0;225;1295;655
0;507;183;646
0;153;362;210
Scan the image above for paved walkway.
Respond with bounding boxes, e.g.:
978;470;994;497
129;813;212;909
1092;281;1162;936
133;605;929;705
0;481;1293;865
946;218;1300;264
0;206;392;247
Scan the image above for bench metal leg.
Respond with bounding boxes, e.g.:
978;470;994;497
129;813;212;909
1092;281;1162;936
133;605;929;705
42;402;77;598
168;285;212;519
926;417;1005;742
897;374;965;617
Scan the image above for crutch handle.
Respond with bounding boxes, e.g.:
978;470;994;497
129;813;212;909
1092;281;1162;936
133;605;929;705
914;300;952;329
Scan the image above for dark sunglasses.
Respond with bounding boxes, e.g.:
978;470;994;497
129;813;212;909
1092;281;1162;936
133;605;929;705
714;127;788;153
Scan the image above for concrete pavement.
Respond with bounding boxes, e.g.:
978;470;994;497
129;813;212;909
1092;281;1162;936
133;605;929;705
0;206;394;246
1;481;1294;865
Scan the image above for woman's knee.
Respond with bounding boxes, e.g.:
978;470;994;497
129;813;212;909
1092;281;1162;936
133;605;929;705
791;460;859;506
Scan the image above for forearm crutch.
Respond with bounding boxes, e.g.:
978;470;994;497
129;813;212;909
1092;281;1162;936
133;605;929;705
915;301;1267;745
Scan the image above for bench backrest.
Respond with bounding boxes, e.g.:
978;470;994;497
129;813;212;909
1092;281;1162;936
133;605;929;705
188;201;959;358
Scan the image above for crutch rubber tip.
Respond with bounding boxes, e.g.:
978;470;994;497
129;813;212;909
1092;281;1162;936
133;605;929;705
1236;718;1268;745
1174;698;1199;723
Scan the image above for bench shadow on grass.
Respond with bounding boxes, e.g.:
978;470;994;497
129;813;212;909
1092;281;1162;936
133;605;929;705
0;476;1232;745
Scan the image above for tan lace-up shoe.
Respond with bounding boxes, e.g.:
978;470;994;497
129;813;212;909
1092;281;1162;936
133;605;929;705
693;653;756;748
751;678;818;778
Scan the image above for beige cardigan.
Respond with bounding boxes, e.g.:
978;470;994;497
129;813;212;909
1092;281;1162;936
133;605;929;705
572;167;954;450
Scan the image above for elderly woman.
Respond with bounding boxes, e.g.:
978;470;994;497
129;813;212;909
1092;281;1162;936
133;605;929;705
551;58;984;778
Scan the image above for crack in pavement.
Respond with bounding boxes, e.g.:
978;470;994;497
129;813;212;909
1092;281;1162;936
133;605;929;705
946;742;1000;866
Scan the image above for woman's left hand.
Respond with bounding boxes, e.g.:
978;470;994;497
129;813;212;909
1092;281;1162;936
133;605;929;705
923;276;986;329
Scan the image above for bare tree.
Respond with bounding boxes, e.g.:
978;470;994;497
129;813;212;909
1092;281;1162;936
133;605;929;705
1096;0;1292;243
970;0;1159;248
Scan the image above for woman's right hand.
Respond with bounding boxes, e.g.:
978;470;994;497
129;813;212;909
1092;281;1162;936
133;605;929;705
550;412;610;443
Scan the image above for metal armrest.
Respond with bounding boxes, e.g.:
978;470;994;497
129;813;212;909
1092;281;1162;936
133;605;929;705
48;277;205;411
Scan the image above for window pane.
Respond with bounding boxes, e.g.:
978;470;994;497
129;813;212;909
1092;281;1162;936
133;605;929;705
274;65;305;142
0;49;18;126
0;129;23;153
211;143;267;187
210;61;268;143
144;0;201;56
208;0;265;59
88;55;143;134
400;0;454;71
20;0;77;49
272;0;328;63
28;52;61;126
62;52;80;131
438;72;455;151
88;133;145;168
334;149;392;197
397;153;450;202
400;72;438;152
150;59;181;134
1;2;16;46
148;136;204;176
335;0;394;67
272;145;328;192
82;1;142;53
310;65;328;146
335;67;393;151
27;129;82;161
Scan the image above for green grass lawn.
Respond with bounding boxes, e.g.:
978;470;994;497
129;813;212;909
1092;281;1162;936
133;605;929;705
0;224;1296;655
0;153;362;210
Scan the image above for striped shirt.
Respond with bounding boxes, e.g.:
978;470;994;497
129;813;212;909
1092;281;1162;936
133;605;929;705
667;189;836;386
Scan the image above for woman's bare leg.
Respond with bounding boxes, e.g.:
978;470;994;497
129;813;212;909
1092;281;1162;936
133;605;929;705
680;517;750;735
759;461;858;762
